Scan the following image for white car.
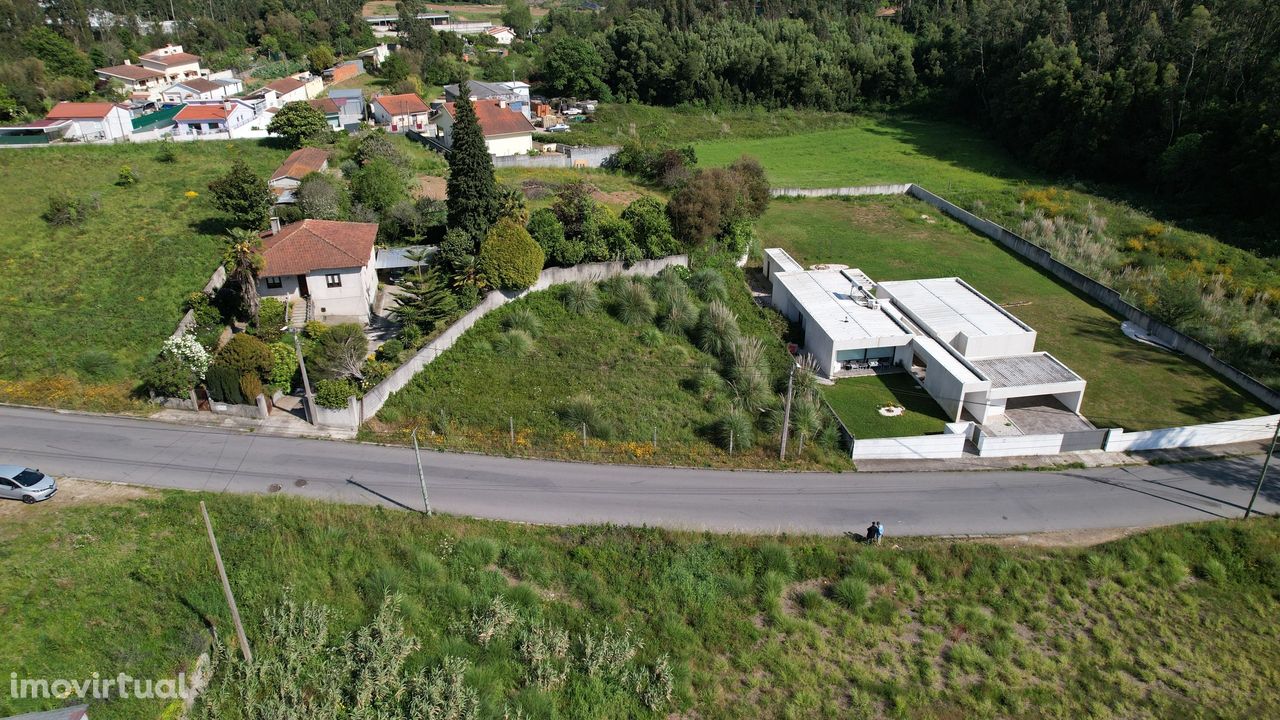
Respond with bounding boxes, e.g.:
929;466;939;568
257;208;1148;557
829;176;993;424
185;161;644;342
563;108;582;116
0;465;57;504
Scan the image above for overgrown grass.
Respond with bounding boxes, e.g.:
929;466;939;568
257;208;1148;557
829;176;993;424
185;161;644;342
367;267;843;469
565;104;869;147
0;141;290;405
757;196;1268;429
4;485;1279;719
495;167;663;212
822;373;952;438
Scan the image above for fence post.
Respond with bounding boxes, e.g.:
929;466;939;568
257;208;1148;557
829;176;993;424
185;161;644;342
509;417;515;448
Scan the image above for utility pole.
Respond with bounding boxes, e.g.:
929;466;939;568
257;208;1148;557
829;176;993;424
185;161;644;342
200;501;252;664
412;428;431;516
293;333;317;424
1244;418;1280;519
779;361;798;460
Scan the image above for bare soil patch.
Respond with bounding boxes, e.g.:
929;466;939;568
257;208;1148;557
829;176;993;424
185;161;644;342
415;175;447;200
0;478;153;518
978;527;1141;548
591;189;644;207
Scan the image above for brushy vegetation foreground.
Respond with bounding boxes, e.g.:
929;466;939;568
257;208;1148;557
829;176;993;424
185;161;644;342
3;485;1280;719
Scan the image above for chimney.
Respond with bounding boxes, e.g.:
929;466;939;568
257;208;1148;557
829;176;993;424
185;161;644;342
124;59;131;65
498;99;507;109
269;216;281;234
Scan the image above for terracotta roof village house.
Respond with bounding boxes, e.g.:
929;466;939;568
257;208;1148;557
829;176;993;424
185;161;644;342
41;102;133;141
172;99;257;136
96;63;165;81
435;98;534;156
139;49;202;67
266;77;307;95
257;219;380;324
269;147;331;203
370;93;431;132
306;98;344;129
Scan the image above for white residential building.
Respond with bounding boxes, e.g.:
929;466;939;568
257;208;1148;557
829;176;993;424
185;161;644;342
172;100;257;137
371;93;432;132
434;98;534;156
485;26;517;44
257;220;379;324
43;102;133;142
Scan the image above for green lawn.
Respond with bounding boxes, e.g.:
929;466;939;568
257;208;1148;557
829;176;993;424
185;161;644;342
566;104;869;146
758;196;1268;430
0;141;289;406
370;269;840;469
5;484;1280;719
823;373;951;438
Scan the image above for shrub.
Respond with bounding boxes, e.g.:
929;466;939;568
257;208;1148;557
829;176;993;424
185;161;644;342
1155;552;1189;586
208;158;272;230
759;541;795;577
205;364;245;404
311;324;369;381
1197;558;1228;584
688;267;728;302
304;320;329;339
558;393;611;439
610;279;655;326
623;196;680;258
217;333;274;381
478;218;544;290
849;557;893;585
239;372;264;401
155;141;177;163
314;378;356;408
558;282;599;315
160;334;212;380
116;164;139;186
715;409;753;450
696;300;740;358
831;576;869;611
639;326;663;347
255;298;287;343
528;208;579;267
376;339;404;362
268;342;297;388
502;306;542;337
42;191;97;227
142;354;198;397
492;328;534;357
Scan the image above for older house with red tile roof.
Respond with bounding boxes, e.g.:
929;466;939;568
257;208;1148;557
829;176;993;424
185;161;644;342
43;102;133;141
370;93;431;133
435;98;534;156
257;220;379;323
269;147;331;203
95;62;167;100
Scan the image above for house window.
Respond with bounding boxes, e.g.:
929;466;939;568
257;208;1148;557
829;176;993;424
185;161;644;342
325;273;342;288
265;276;282;289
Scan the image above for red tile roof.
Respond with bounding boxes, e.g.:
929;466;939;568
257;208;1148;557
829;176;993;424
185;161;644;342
260;220;377;276
444;99;534;137
141;51;202;67
374;93;430;115
96;63;166;81
271;147;330;182
175;104;228;122
46;102;122;119
266;77;307;95
307;98;340;114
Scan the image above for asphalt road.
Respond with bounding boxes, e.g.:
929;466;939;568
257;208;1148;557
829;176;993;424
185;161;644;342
1;405;1275;536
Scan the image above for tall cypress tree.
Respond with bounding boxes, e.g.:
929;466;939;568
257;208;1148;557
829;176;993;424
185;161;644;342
446;89;501;244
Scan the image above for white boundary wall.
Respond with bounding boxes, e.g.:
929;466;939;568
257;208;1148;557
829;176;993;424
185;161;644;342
1105;415;1278;452
348;254;690;427
976;433;1066;458
851;433;966;460
772;184;911;198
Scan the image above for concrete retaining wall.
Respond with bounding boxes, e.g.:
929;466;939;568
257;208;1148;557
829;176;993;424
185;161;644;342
353;254;690;425
851;433;966;460
171;266;228;339
486;145;623;169
772;184;912;199
1104;414;1279;452
313;395;361;431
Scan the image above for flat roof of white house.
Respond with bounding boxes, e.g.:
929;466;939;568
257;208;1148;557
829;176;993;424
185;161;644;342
773;270;912;346
877;277;1032;342
970;353;1082;388
764;247;804;274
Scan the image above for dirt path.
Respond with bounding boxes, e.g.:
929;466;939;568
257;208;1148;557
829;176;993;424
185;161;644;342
0;478;154;518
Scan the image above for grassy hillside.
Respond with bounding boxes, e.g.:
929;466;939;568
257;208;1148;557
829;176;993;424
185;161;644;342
0;141;290;409
4;483;1279;719
757;196;1268;429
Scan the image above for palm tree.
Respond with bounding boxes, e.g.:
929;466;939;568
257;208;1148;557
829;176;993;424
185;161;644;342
225;227;265;323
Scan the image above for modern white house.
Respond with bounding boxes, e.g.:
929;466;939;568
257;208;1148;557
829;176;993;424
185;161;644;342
443;79;532;119
371;93;431;132
357;44;393;67
138;45;207;83
257;219;379;324
172;100;257;137
43;102;133;142
160;77;233;103
269;147;330;204
434;98;534;156
765;248;1087;426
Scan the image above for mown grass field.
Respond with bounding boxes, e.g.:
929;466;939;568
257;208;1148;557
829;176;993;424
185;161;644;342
369;267;841;469
4;483;1279;719
823;373;952;438
0;141;289;409
757;196;1268;430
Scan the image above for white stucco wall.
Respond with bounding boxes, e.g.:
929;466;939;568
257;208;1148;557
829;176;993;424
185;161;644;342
485;133;532;156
